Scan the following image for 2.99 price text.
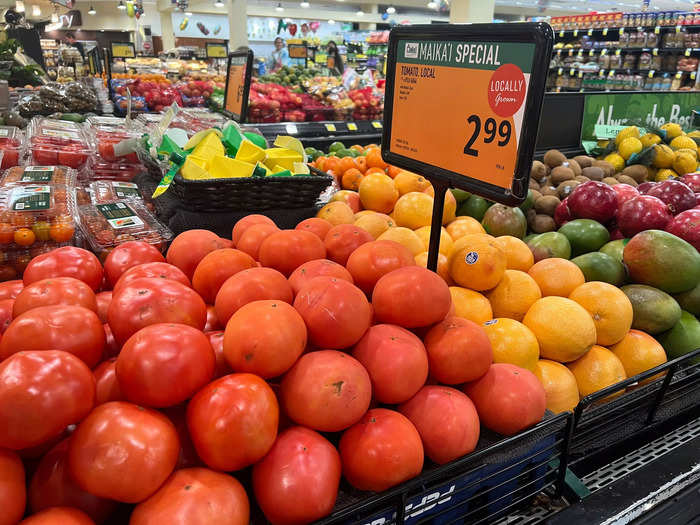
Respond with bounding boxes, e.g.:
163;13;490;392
463;114;512;157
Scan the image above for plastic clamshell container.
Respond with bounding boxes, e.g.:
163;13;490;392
28;117;93;169
0;183;78;248
0;241;75;281
88;180;142;203
0;126;24;170
80;160;142;182
1;165;77;187
86;115;145;131
93;128;142;164
79;199;172;258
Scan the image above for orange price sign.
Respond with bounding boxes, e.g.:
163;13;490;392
224;50;253;122
382;24;552;206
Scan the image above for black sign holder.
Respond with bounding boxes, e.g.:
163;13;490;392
381;23;552;271
223;49;254;123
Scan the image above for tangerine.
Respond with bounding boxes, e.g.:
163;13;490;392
366;148;388;170
448;237;506;291
393;171;431;195
377;227;425;256
445;217;486;240
358;173;399;214
493;235;534;272
483;318;539;372
449;286;493;324
569;281;633;346
533;359;580;413
567;345;626;399
354;212;394;239
316;201;355;226
610;329;667;382
486;270;542;322
393;192;433;229
413;226;453;256
341;168;363;191
528;258;585;297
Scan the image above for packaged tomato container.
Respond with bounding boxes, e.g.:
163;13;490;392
81;160;142;182
79;200;172;259
88;180;143;203
0;183;78;249
28;117;93;169
86;115;145;131
0;126;24;169
1;165;77;187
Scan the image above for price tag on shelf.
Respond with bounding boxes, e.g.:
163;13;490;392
619;28;624;36
557;67;563;75
608;70;616;77
383;24;551;206
588;29;594;36
559;30;565;38
111;42;135;58
577;50;583;57
648;70;655;78
676;25;682;33
599;70;605;77
675;71;683;79
556;49;562;55
573;30;579;37
653;48;659;56
685;48;692;56
347;123;358;131
589;49;595;57
603;28;609;36
654;26;661;34
691;72;697;81
324;123;337;132
568;68;574;75
371;121;383;129
601;49;608;55
285;123;298;134
578;71;583;78
568;49;573;56
615;49;621;56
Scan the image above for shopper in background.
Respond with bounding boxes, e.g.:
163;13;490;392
326;40;344;75
268;37;290;72
63;32;85;58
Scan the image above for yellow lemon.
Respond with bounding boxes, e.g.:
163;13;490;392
640;133;662;148
604;152;625;173
661;122;683;140
673;151;699;176
615;126;640;146
655;168;678;181
618;137;643;160
670;135;698;152
652;144;675;168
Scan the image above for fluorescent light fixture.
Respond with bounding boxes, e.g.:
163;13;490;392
386;6;395;13
185;10;192;15
328;18;335;24
31;4;40;15
300;1;309;7
117;0;126;10
275;2;283;10
214;0;224;6
356;9;364;15
50;10;58;22
15;0;24;13
427;1;437;8
88;5;96;14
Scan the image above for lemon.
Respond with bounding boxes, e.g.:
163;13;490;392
618;137;643;160
655;168;678;181
670;135;698;151
604;152;625;173
661;123;683;140
615;126;640;146
688;130;700;139
652;144;675;168
674;151;699;176
640;133;662;148
677;148;698;160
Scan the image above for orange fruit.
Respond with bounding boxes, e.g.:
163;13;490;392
366;148;388;170
567;345;627;399
316;201;355;226
528;258;585;297
421;186;456;224
324;156;340;175
610;329;667;382
394;171;431;195
449;286;493;324
415;251;452;284
533;359;580;413
350;145;364;153
522;296;597;363
341;168;363;191
354;212;394;239
377;227;425;256
364;167;387;176
486;270;542;322
393;192;434;229
14;228;35;246
483;318;539;371
493;236;534;272
445;217;486;240
339;156;357;174
413;226;453;256
358;173;399;214
355;157;367;174
569;281;633;346
448;237;506;291
451;233;495;254
387;165;402;178
330;190;361;213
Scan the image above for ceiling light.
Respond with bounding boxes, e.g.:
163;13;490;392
328;18;335;24
185;10;192;15
88;4;96;14
300;1;309;6
31;4;40;15
50;10;58;22
427;1;437;8
14;0;24;13
117;0;126;10
100;29;104;32
214;0;224;7
275;2;283;10
356;9;364;15
386;6;395;13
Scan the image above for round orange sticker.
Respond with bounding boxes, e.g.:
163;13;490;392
488;64;526;117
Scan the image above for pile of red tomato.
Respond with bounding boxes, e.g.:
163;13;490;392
0;214;547;525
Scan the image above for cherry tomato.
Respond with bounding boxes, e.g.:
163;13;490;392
23;247;103;292
57;143;87;169
160;404;202;470
49;222;75;243
112;262;191;295
0;223;13;244
32;148;58;166
14;228;35;247
0;447;25;525
0;147;19;169
68;402;179;503
93;359;123;405
130;468;249;525
0;350;95;450
13;277;97;318
103;241;166;288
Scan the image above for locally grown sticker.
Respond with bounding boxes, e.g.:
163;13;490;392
10;185;51;211
22;166;54;182
97;202;144;229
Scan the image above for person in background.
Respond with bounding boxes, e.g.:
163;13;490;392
268;37;289;72
63;32;85;58
326;40;344;75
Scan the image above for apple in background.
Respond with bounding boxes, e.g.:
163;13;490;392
567;181;618;223
617;195;673;237
666;209;700;251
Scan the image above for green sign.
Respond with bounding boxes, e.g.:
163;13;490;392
581;92;699;144
396;40;535;71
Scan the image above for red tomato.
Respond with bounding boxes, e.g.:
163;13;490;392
187;373;278;471
28;438;116;522
345;240;416;294
160;404;202;470
116;323;214;407
57;144;87;169
32;148;58;165
223;300;306;379
232;214;276;245
0;280;23;300
206;331;230;378
130;468;249;525
280;350;371;432
68;402;179;503
214;267;293;326
103;324;120;359
24;247;103;292
205;305;222;332
0;147;19;169
93;358;123;405
113;262;191;294
19;507;95;525
0;351;95;450
13;277;97;318
0;305;105;368
295;217;333;240
399;385;480;465
372;266;451;328
103;241;166;288
166;230;230;280
464;363;546;436
0;298;13;333
236;223;279;260
352;324;428;404
0;447;25;525
324;224;373;265
258;230;327;277
293;277;372;349
108;278;206;345
339;408;424;492
288;259;354;296
191;249;256;304
424;317;492;384
253;427;340;525
95;292;111;324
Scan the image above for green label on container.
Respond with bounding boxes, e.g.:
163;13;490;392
111;181;140;198
22;166;54;182
96;202;144;229
10;185;51;210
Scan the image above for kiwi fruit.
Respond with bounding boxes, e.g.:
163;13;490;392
529;178;541;190
540;185;558;197
530;214;556;233
550;166;575;185
602;177;619;186
621;164;648;183
566;159;582;177
543;149;566;168
530;189;542;202
573;155;594;168
592;160;615;178
582;166;604;181
530;160;547;182
616;174;638;187
534;195;561;216
575;175;590;184
557;180;581;199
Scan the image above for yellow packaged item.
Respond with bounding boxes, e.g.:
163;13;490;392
209;155;256;179
191;131;225;161
235;140;266;164
264;148;303;171
181;156;211;180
